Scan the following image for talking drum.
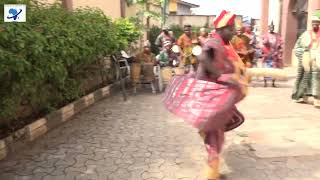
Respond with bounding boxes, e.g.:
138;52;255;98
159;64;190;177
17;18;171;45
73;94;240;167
192;45;202;56
161;67;173;83
173;67;185;75
142;63;155;82
179;47;191;66
131;63;141;84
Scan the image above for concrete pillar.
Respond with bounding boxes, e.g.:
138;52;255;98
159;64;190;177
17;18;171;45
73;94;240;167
281;0;298;66
62;0;73;11
307;0;320;30
261;0;270;35
286;0;320;67
268;0;281;33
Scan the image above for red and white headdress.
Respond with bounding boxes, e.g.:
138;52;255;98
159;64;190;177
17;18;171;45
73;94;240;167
213;10;236;29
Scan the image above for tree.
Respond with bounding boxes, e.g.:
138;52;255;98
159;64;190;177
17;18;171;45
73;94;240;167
125;0;166;45
125;0;165;28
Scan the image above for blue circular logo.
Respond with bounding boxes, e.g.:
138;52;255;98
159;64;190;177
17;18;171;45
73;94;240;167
9;8;18;16
7;8;23;20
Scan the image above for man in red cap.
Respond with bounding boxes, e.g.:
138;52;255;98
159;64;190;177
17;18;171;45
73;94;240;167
163;10;248;180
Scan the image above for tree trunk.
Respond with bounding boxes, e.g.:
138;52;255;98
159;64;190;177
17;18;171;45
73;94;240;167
121;0;126;17
146;2;151;39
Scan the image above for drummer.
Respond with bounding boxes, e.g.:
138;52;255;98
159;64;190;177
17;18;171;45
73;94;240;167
198;27;209;46
132;41;157;94
156;40;180;67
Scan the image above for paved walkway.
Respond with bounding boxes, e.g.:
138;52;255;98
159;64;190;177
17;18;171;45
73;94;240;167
1;76;320;180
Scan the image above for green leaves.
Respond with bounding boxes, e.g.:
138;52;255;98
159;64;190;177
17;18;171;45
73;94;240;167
114;18;142;50
0;1;141;124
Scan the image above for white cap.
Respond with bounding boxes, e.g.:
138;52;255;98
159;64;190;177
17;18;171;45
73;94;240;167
200;28;206;32
144;40;151;47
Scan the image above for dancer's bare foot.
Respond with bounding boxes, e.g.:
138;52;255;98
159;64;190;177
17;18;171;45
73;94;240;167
220;174;228;179
314;99;320;108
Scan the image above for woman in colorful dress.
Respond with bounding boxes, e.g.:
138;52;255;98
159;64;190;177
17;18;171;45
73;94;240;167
261;22;283;87
163;10;249;180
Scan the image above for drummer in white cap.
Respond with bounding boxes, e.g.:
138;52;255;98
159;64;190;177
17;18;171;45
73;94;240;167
198;27;209;47
156;40;180;67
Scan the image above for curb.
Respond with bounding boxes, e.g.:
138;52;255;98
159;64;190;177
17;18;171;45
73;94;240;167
0;78;127;161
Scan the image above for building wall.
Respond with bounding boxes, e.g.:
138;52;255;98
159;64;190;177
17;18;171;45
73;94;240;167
73;0;121;18
269;0;281;33
260;0;319;66
177;4;192;15
261;0;269;35
279;0;320;66
166;15;245;29
281;0;299;66
149;3;162;27
125;3;139;17
167;15;215;27
307;0;320;30
125;3;162;27
39;0;122;18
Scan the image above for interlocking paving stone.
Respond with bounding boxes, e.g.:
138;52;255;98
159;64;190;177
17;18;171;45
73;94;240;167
1;77;320;179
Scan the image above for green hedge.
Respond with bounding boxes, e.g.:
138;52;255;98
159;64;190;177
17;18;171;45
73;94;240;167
0;0;141;126
170;24;184;38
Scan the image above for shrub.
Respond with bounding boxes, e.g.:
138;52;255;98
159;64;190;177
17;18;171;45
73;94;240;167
0;0;141;130
170;24;184;39
114;18;142;50
169;24;205;39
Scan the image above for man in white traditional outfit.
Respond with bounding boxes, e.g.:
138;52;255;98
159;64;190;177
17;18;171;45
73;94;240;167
292;11;320;108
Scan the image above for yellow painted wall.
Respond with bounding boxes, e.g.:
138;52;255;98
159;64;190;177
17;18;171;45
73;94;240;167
125;4;140;17
268;0;281;33
73;0;121;18
125;3;161;27
307;0;320;30
39;0;122;18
